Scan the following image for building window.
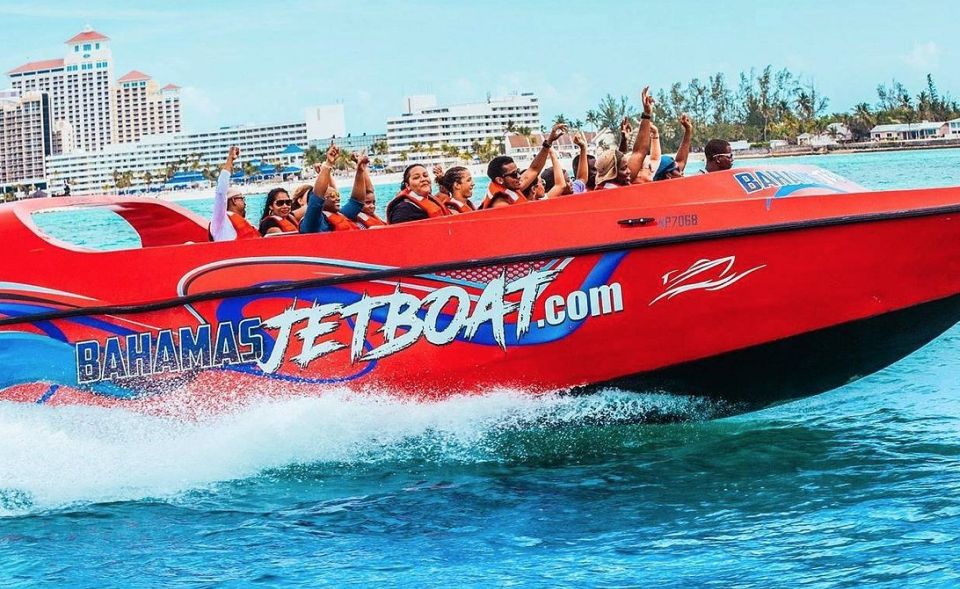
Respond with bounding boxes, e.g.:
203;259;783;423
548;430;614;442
83;44;91;51
75;45;79;52
95;43;100;49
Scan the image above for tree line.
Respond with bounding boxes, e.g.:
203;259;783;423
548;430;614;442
558;67;960;153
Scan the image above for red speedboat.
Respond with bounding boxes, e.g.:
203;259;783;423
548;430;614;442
1;165;959;419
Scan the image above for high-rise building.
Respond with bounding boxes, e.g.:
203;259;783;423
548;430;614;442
7;27;115;153
5;26;182;156
0;91;53;185
386;92;540;166
115;71;182;143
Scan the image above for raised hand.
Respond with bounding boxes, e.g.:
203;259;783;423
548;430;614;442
620;117;633;137
547;122;568;143
573;131;587;149
641;86;655;115
352;151;369;167
433;164;443;181
325;143;339;165
680;113;693;132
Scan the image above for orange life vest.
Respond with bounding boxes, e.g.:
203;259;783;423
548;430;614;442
261;214;299;235
228;211;261;239
386;189;451;223
480;181;528;209
447;199;476;214
355;211;387;228
323;210;359;231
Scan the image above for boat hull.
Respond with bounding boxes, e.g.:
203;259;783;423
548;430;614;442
2;201;959;418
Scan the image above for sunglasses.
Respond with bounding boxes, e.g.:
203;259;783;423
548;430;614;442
230;195;245;201
713;153;734;161
273;199;292;206
500;170;521;180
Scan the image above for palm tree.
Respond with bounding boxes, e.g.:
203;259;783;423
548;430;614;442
553;113;570;126
303;145;323;167
585;110;600;132
371;139;389;156
594;94;637;144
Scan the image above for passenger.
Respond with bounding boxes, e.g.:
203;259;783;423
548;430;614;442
299;144;364;233
653;114;693;181
291;184;312;223
702;139;734;173
570;132;593;192
259;188;300;235
539;148;570;198
487;192;513;208
438;166;477;214
481;122;567;208
594;149;632;189
522;170;546;200
386;164;451;224
210;146;259;241
346;152;386;228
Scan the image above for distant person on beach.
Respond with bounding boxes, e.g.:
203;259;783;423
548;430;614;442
436;166;477;214
386;164;451;224
702;139;734;173
300;144;365;232
210;146;259;241
481;122;568;208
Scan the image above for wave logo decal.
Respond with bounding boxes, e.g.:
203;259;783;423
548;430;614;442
650;256;765;305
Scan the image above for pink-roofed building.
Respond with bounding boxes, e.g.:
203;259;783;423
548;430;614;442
4;26;182;163
6;26;115;153
115;69;181;144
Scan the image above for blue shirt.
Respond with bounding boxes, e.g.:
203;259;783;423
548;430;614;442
299;190;363;233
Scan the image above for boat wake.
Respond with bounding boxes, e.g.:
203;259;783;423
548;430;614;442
0;387;728;515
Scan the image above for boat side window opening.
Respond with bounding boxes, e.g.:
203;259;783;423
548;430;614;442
31;208;142;251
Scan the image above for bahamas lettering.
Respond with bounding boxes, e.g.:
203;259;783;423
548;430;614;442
75;268;627;385
76;318;264;385
734;168;848;194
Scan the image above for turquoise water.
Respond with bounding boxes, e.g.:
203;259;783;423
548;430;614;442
5;149;960;587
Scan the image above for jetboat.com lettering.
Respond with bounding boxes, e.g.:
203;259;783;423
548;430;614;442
74;268;628;384
734;169;848;194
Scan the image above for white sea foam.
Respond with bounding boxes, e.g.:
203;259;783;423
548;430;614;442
0;388;719;514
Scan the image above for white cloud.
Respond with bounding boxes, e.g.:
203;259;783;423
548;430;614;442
902;41;940;71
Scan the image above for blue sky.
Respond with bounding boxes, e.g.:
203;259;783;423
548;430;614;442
1;0;956;134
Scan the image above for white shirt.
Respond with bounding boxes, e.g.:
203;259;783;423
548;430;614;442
209;169;237;241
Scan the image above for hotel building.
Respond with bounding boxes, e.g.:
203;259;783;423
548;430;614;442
115;71;182;143
0;91;53;186
47;120;311;194
386;92;540;165
5;26;182;159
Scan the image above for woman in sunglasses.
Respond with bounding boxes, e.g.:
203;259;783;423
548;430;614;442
258;188;300;236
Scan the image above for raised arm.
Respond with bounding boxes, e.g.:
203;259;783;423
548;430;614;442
544;149;567;199
519;123;567;191
573;131;589;185
628;86;655;181
635;123;662;183
313;144;338;198
350;152;368;204
618;117;632;153
675;114;693;173
210;146;238;241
